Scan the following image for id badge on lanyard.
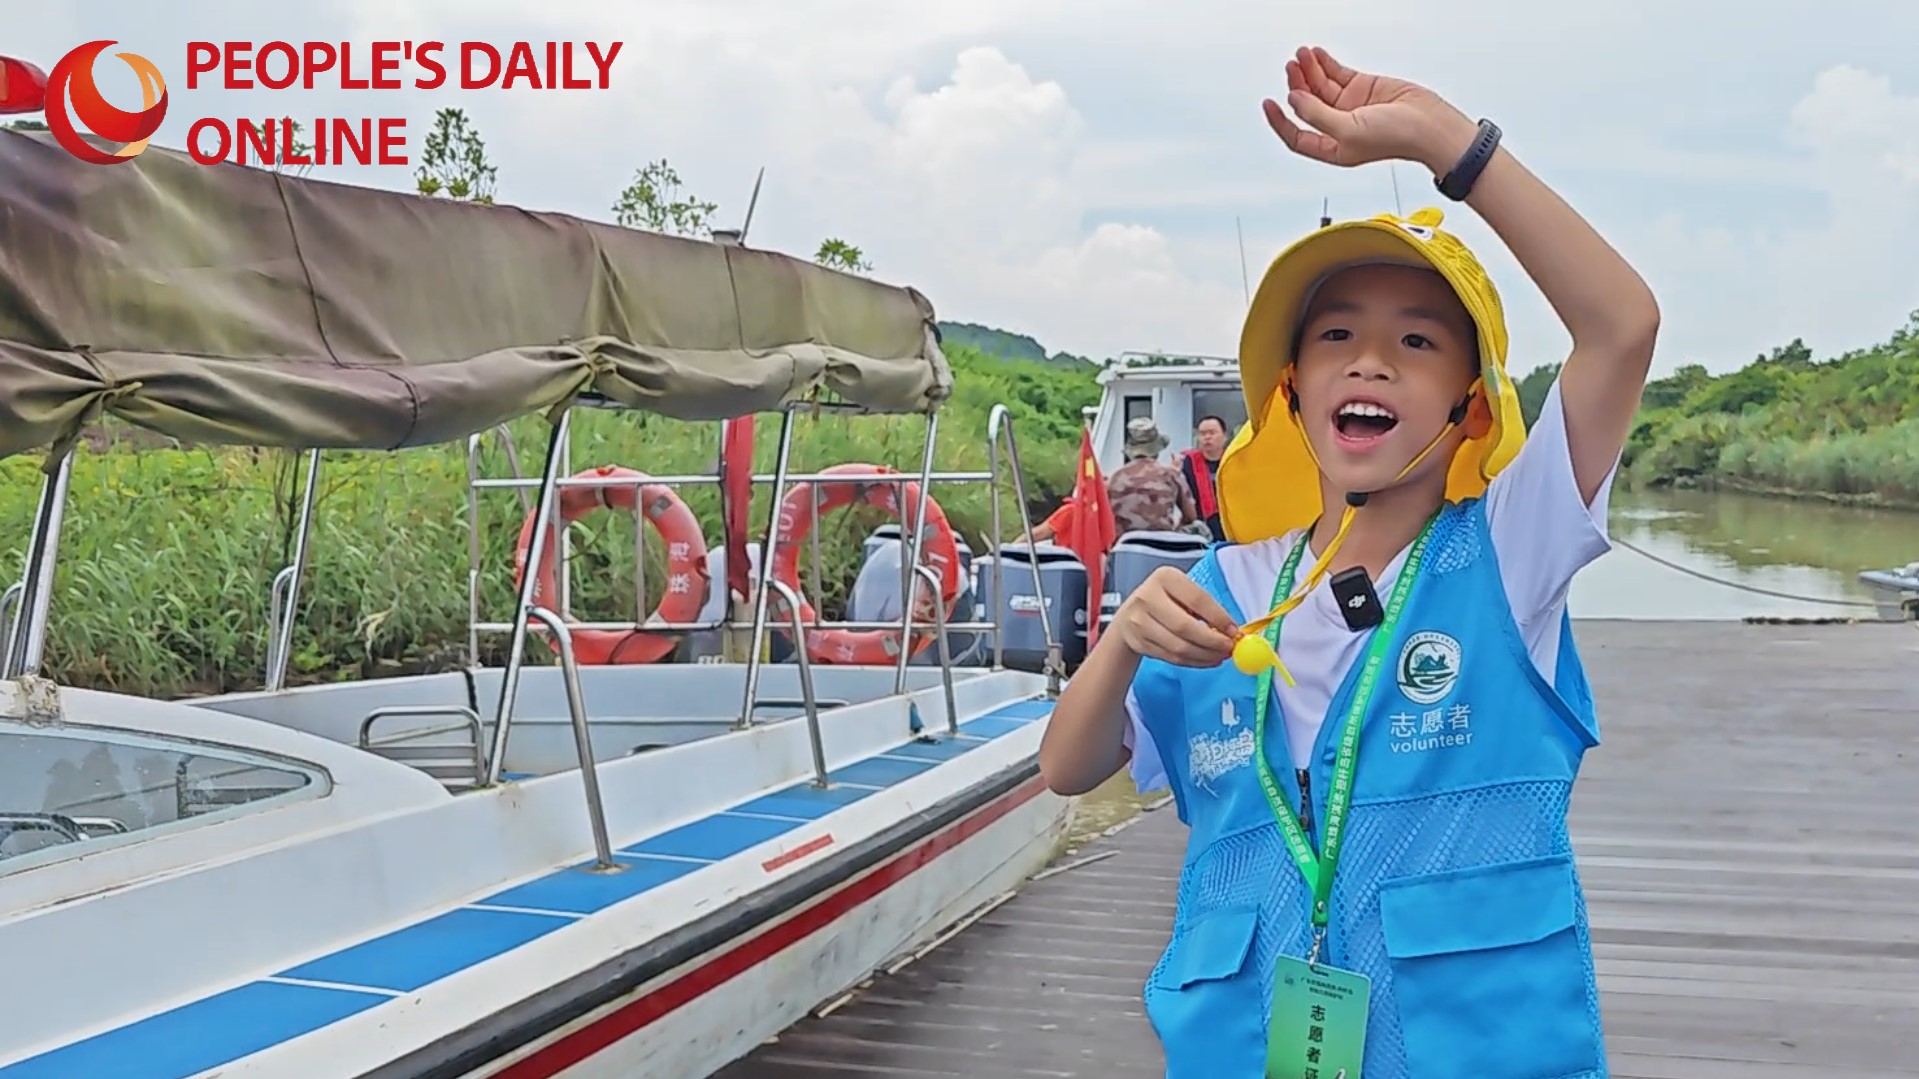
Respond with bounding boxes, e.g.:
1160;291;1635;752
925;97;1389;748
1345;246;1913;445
1256;516;1436;1079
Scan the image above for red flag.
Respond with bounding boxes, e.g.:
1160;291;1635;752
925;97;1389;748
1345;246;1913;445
1056;429;1117;648
0;57;47;114
719;417;755;607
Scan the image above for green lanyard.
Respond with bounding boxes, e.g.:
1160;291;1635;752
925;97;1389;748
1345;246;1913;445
1251;515;1437;948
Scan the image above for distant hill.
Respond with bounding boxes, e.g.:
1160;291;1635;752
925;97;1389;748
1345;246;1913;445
937;321;1090;367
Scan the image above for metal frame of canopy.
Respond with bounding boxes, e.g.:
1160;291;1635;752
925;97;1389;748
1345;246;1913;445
0;395;1061;869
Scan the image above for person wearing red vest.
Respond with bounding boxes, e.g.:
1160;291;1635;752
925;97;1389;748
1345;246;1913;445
1180;415;1230;543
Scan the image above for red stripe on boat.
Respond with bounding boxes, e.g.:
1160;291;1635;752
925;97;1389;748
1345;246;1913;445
761;833;835;873
493;774;1049;1079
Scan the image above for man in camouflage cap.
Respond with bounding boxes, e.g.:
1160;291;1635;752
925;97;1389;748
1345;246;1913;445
1108;417;1197;535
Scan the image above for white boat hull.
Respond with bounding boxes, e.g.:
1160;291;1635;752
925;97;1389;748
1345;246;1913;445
474;772;1066;1079
0;671;1067;1079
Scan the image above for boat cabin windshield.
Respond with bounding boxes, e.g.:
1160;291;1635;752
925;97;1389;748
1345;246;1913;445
0;719;326;878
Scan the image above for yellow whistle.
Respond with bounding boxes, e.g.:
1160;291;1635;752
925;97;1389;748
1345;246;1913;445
1232;633;1294;686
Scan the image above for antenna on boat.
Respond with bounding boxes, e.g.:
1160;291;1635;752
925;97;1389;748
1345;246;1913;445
1389;164;1403;216
738;166;766;243
1320;198;1331;229
1235;216;1251;307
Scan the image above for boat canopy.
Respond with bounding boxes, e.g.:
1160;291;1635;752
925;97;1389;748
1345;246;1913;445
0;131;953;463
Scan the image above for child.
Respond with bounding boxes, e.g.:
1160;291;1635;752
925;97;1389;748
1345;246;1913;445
1038;46;1658;1079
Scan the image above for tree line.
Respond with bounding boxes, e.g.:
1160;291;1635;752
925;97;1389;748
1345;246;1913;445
404;108;871;274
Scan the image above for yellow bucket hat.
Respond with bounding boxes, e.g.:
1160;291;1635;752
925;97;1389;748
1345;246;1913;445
1216;206;1528;680
1217;205;1526;547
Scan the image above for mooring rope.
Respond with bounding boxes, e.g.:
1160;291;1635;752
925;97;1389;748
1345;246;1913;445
1610;536;1879;609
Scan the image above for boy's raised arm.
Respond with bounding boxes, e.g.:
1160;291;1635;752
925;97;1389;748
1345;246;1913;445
1415;112;1660;505
1270;47;1661;505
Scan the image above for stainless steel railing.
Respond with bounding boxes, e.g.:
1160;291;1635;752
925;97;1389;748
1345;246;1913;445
464;402;1058;719
522;605;619;872
987;404;1062;692
910;563;960;736
0;582;22;679
757;577;829;788
1;452;73;681
4;396;1061;880
485;412;575;782
264;449;322;693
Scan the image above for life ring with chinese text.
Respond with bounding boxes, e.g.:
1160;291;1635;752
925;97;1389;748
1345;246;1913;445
511;466;710;665
767;463;964;665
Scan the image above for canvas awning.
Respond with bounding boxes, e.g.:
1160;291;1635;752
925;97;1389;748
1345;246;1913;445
0;130;952;463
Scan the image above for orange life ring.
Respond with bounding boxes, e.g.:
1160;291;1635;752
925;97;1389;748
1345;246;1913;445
511;466;711;665
767;463;965;665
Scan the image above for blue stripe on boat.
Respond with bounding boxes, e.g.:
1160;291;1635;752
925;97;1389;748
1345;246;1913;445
828;755;937;787
959;714;1030;739
882;735;984;762
276;907;575;993
622;811;802;861
993;699;1053;721
0;981;389;1079
732;780;875;820
479;855;705;916
0;697;1052;1078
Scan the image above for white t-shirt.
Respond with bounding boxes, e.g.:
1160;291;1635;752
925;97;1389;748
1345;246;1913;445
1123;377;1616;790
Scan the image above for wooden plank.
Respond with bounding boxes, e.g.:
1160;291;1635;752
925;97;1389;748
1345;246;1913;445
715;621;1919;1076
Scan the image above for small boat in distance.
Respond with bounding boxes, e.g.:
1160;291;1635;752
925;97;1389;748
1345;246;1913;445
1857;563;1919;621
0;128;1075;1079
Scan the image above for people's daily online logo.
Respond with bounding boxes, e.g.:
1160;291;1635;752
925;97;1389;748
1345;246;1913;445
28;37;621;168
45;40;168;165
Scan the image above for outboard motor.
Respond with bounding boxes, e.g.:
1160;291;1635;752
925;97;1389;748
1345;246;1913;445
975;543;1089;673
1109;530;1210;599
849;528;984;666
863;523;976;580
1102;530;1211;636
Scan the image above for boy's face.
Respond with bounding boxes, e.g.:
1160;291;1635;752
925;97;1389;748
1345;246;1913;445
1290;263;1480;497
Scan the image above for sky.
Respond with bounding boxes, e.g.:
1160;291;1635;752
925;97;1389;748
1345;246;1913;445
12;1;1919;378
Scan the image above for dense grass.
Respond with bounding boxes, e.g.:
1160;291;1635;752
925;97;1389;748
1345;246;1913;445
1624;311;1919;505
0;345;1100;698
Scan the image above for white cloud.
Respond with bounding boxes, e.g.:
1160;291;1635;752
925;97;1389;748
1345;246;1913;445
1627;63;1919;372
790;48;1246;359
1007;224;1248;358
872;48;1086;253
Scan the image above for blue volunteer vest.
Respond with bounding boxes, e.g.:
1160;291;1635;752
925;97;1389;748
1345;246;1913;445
1130;499;1608;1079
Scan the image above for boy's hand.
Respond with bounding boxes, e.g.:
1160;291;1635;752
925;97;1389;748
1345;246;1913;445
1111;567;1240;668
1262;46;1477;173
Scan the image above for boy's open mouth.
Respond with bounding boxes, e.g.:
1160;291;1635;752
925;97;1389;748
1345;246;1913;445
1332;398;1399;442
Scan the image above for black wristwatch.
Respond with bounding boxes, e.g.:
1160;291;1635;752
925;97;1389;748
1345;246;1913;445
1434;119;1501;201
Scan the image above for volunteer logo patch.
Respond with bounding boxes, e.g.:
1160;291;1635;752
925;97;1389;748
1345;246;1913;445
1396;630;1460;705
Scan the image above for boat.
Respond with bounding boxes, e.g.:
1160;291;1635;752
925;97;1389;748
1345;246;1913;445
1857;564;1919;621
1057;351;1242;636
1086;350;1247;476
0;126;1076;1079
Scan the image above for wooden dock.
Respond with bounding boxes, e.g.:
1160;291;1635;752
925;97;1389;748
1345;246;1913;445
716;621;1919;1078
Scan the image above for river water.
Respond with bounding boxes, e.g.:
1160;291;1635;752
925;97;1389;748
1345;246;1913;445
1577;486;1914;619
1061;486;1919;847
